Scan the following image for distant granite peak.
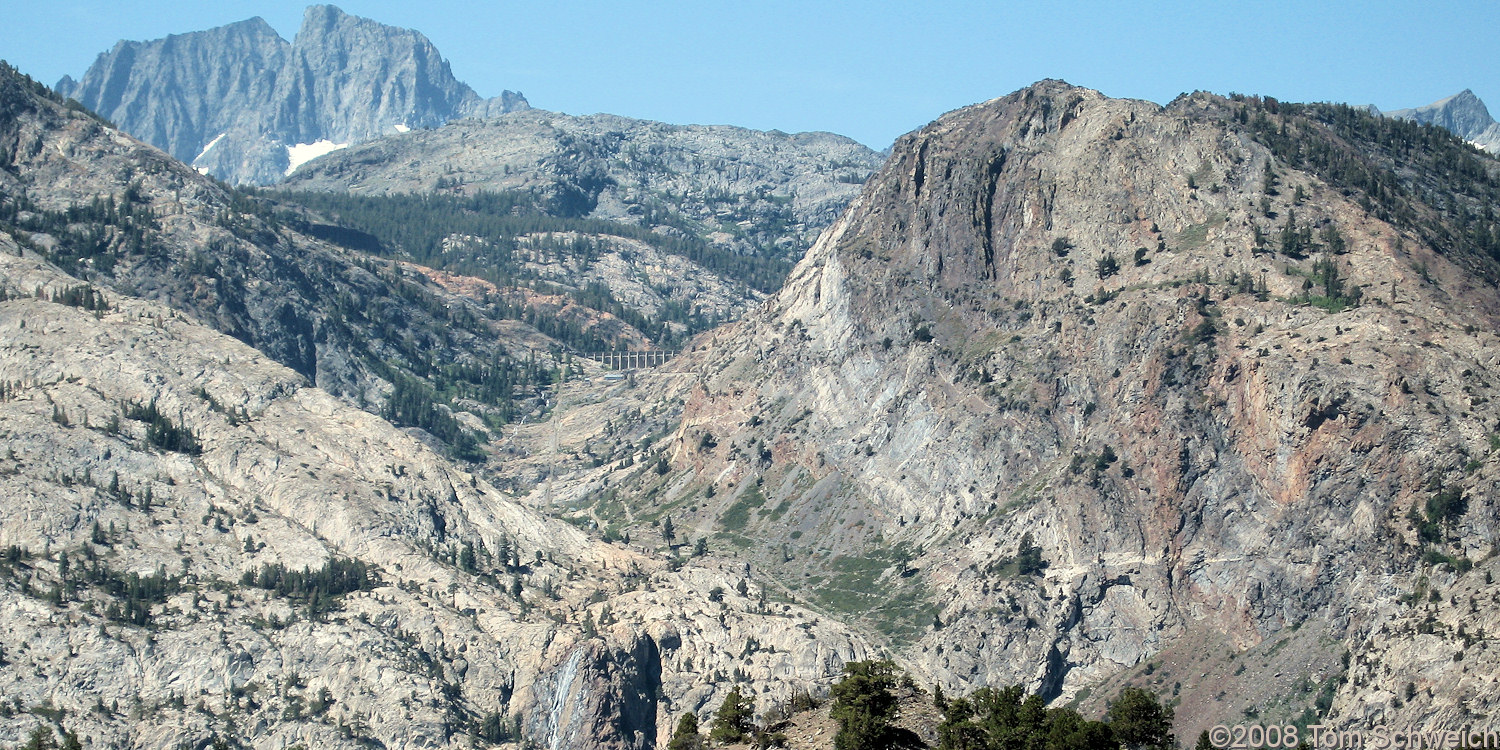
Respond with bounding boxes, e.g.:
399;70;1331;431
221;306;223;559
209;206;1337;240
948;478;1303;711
57;4;529;184
303;3;350;31
274;4;481;146
1381;88;1500;153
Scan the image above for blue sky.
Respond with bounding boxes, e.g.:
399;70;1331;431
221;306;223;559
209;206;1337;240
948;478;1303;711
2;1;1496;149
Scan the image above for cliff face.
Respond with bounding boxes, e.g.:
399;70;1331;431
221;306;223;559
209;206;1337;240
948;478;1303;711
56;5;528;184
634;81;1500;733
54;17;287;167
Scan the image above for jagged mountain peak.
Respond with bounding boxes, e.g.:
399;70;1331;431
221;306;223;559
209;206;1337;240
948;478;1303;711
294;4;443;53
1439;88;1481;104
1384;88;1500;153
201;14;280;35
302;3;354;28
1419;88;1486;114
58;4;528;184
83;14;285;70
274;4;481;147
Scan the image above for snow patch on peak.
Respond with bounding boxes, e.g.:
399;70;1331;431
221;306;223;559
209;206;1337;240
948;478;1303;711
285;140;349;175
194;133;227;163
394;123;410;133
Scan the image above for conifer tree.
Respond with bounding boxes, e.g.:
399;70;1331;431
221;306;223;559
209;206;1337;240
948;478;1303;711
1107;687;1175;750
667;712;707;750
831;660;899;750
710;686;755;744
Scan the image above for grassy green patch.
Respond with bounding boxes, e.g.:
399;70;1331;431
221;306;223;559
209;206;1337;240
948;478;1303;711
766;500;792;521
801;545;933;646
1174;213;1226;251
715;532;754;549
591;491;627;523
720;484;767;532
1191;162;1218;188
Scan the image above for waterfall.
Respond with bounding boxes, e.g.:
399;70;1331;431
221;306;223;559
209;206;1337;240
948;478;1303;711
545;648;587;750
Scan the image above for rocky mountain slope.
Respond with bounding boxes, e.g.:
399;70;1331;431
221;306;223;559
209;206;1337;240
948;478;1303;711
281;109;882;266
17;21;1500;744
1;59;631;468
0;242;875;749
1382;89;1500;153
56;5;528;184
593;80;1500;737
0;64;878;749
266;108;880;352
52;6;880;357
263;188;778;348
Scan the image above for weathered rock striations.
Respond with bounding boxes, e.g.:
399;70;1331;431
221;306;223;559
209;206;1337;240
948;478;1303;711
628;81;1500;735
0;244;875;748
56;5;528;184
19;26;1500;745
3;61;564;449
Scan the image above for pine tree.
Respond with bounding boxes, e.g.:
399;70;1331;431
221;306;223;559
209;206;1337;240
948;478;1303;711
476;711;510;742
496;537;513;571
936;683;1115;750
667;712;707;750
831;660;899;750
1107;687;1175;750
1016;532;1046;576
937;697;987;750
20;726;59;750
709;686;755;744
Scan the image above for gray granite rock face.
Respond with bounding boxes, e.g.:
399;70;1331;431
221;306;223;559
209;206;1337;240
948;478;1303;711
57;5;528;184
284;110;882;264
649;81;1500;734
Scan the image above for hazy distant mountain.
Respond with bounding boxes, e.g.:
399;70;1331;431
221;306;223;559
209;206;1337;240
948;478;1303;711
282;109;883;265
56;4;528;184
1381;89;1500;153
